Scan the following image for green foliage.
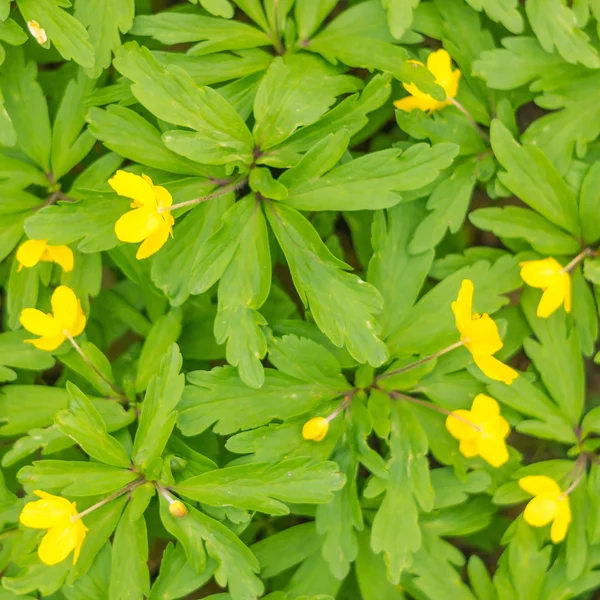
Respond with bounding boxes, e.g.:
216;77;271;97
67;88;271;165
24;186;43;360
0;1;599;599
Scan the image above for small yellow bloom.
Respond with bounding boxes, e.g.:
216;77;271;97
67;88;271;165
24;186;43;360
20;285;86;351
446;394;510;467
169;500;188;518
109;171;174;260
27;20;48;45
452;279;518;385
519;258;571;318
302;417;329;442
394;49;461;113
20;490;87;565
16;239;74;272
519;475;571;543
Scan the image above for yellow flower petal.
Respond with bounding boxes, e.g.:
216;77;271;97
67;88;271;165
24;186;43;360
45;245;74;272
115;208;161;244
71;309;87;338
452;279;473;337
470;394;500;420
20;309;58;337
519;475;561;496
51;286;80;333
153;184;173;209
458;438;479;458
446;409;477;441
537;284;566;318
20;492;74;529
563;273;572;313
520;258;562;288
487;414;510;440
426;49;453;87
27;334;66;351
465;314;503;355
394;94;437;112
16;240;47;270
109;170;156;207
523;496;558;527
136;224;170;260
472;354;518;384
27;20;47;45
38;523;81;566
550;499;571;543
477;437;509;467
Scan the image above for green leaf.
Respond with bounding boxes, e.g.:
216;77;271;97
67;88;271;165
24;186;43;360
253;54;361;150
149;542;215;600
249;167;288;200
409;160;477;253
55;383;131;468
283;143;458;211
175;457;345;515
114;42;254;167
579;161;600;245
62;542;111;600
520;289;585;425
0;385;134;436
469;206;580;254
381;0;421;39
178;364;348;436
16;0;94;68
490;120;580;236
0;48;51;171
371;405;423;583
133;343;184;472
525;0;600;68
159;498;263;600
308;1;444;100
0;329;55;379
87;105;214;177
75;0;134;78
59;341;115;396
108;500;150;600
18;460;138;496
131;12;271;54
265;201;389;366
465;0;523;33
135;311;182;393
215;199;270;388
295;0;337;40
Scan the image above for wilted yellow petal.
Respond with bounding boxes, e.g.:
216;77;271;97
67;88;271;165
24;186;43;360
27;20;47;45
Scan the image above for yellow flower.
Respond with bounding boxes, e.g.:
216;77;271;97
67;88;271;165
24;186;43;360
19;490;88;565
446;394;510;467
169;500;188;518
394;49;461;113
27;20;48;45
519;258;571;318
452;279;518;385
109;170;174;260
519;475;571;543
302;417;329;442
20;285;86;351
16;239;74;272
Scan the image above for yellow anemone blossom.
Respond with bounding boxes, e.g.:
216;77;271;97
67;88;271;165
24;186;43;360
519;258;571;318
20;490;87;565
446;394;510;467
302;417;329;442
519;475;571;543
27;20;48;45
109;170;174;260
20;285;86;351
394;49;461;113
16;239;74;272
452;279;518;385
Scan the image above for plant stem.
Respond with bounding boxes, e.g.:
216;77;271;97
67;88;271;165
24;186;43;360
159;177;248;213
325;390;357;423
561;454;588;497
64;331;124;397
386;389;483;432
562;248;593;273
375;340;465;382
450;99;490;143
72;478;144;521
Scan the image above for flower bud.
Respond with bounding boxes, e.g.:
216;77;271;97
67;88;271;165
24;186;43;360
169;500;188;518
302;417;329;442
27;20;48;45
